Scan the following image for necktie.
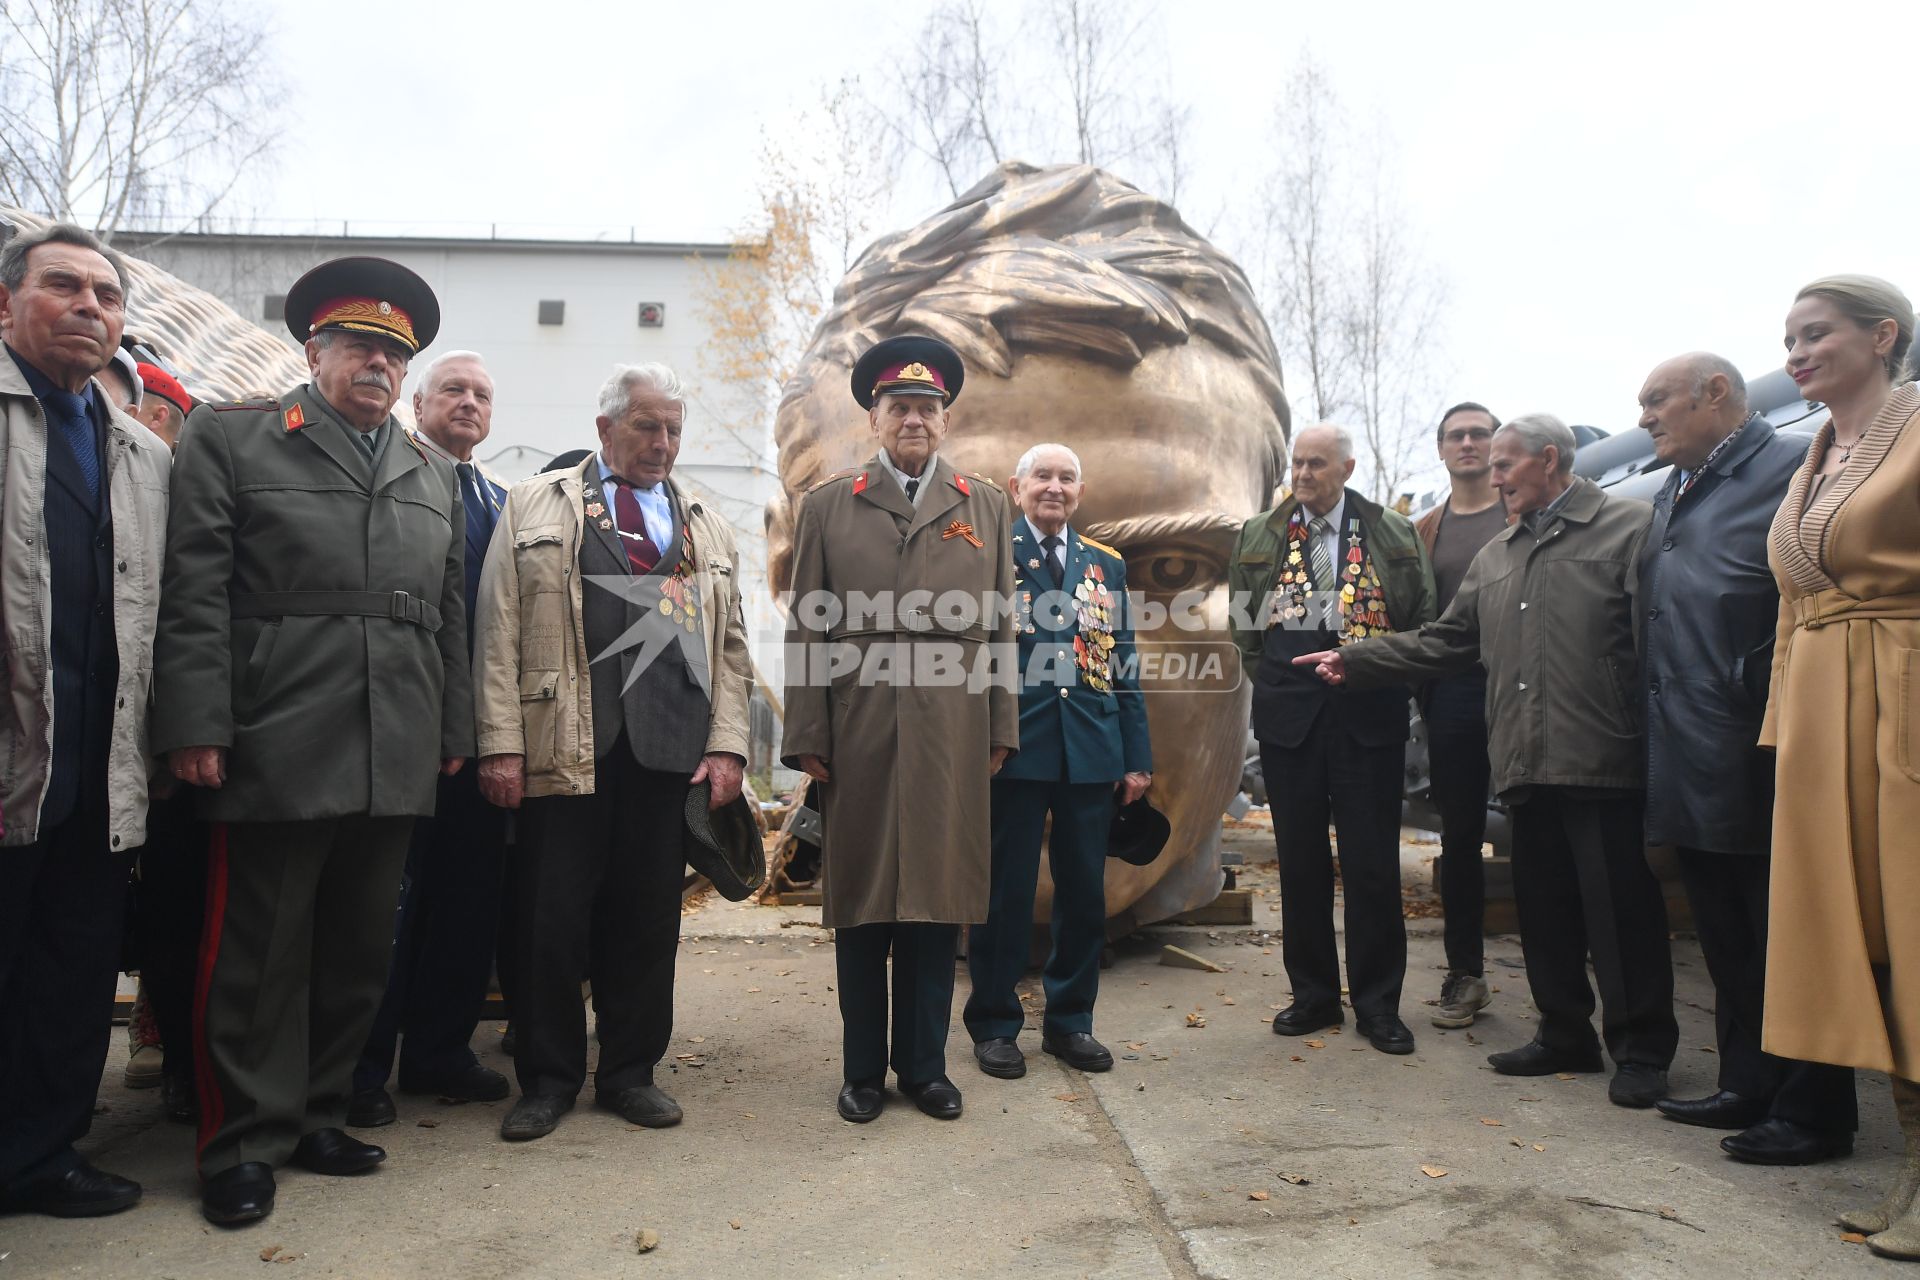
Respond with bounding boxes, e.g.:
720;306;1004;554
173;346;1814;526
358;428;378;459
1041;534;1066;588
457;462;495;537
1308;516;1334;592
45;388;100;500
904;476;920;503
611;482;663;573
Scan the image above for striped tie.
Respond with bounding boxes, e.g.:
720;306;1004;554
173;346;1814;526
1308;516;1334;592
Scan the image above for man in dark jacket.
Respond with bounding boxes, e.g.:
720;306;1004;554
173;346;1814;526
1297;415;1678;1108
1228;423;1436;1056
1635;353;1856;1163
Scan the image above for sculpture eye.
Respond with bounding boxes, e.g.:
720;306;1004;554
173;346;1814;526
1151;556;1198;590
1126;544;1226;594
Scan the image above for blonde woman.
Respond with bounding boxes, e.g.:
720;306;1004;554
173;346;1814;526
1762;273;1919;1260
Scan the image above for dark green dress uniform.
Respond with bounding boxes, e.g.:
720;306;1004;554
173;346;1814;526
964;517;1151;1044
152;265;471;1179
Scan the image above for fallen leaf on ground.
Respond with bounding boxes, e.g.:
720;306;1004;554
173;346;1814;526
416;1119;438;1128
1278;1173;1309;1185
1289;1055;1304;1062
260;1246;285;1262
689;1036;706;1044
1532;1144;1546;1152
728;1219;742;1230
746;987;761;993
635;1229;661;1253
1347;1217;1359;1226
1841;1232;1868;1244
1249;1190;1270;1201
1509;1139;1523;1147
1055;1093;1080;1103
1305;1039;1325;1050
1554;1073;1576;1081
1222;997;1237;1006
1420;1165;1449;1179
1126;1042;1146;1051
1185;1013;1207;1028
1479;1117;1502;1127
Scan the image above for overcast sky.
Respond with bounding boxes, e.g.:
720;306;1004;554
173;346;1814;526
237;0;1918;444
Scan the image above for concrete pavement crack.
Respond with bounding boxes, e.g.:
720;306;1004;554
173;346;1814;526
1051;1057;1206;1280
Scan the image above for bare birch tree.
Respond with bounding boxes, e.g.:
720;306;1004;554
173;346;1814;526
0;0;278;237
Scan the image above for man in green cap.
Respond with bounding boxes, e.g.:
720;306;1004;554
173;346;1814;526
152;255;472;1227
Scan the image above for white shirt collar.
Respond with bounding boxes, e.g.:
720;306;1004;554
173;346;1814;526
879;449;938;506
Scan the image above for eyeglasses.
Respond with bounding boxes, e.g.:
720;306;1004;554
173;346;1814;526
1442;428;1493;444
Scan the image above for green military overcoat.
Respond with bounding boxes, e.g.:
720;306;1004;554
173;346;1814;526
780;453;1018;928
152;384;474;821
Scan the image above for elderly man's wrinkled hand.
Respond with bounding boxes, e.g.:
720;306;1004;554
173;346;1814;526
990;746;1010;776
440;756;467;777
797;754;831;784
693;752;745;809
1118;771;1152;806
1292;650;1346;686
170;746;227;790
478;753;526;810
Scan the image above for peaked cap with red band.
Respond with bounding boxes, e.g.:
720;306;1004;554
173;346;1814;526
282;255;440;355
135;362;192;417
850;334;965;409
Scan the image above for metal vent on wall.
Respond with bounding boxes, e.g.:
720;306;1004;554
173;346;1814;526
638;302;664;328
538;299;565;326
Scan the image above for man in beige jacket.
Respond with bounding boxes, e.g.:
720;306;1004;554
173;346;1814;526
474;362;751;1143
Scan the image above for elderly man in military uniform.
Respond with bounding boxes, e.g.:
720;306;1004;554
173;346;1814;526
152;257;473;1226
782;335;1018;1123
473;362;751;1144
965;443;1151;1080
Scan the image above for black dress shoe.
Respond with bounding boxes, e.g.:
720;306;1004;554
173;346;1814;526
1042;1031;1114;1072
1720;1117;1855;1166
11;1161;141;1218
597;1083;683;1128
1487;1039;1604;1076
347;1087;397;1127
899;1075;964;1119
163;1073;198;1125
400;1061;511;1103
1271;1002;1344;1037
1656;1089;1769;1130
1609;1064;1669;1108
500;1093;573;1141
1356;1014;1415;1055
202;1162;275;1227
291;1127;386;1175
974;1037;1027;1079
837;1080;885;1123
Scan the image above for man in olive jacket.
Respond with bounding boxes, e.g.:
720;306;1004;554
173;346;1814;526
152;258;472;1227
1298;414;1678;1108
1227;423;1436;1057
1635;354;1855;1162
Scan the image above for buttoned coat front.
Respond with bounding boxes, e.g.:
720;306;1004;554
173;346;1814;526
151;385;474;822
780;453;1018;928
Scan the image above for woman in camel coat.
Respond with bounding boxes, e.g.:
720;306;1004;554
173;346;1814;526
1762;273;1920;1261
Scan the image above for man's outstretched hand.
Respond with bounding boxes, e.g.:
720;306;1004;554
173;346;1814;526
1293;650;1347;686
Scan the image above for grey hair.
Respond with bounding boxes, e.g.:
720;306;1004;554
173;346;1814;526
414;349;489;398
597;362;688;421
1294;421;1356;463
1683;352;1748;413
1013;442;1084;480
1496;413;1577;474
0;221;130;297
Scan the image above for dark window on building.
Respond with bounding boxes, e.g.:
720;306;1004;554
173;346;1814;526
538;299;565;326
263;293;286;321
638;302;665;328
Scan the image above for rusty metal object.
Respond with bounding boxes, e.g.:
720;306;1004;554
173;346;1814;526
768;163;1290;926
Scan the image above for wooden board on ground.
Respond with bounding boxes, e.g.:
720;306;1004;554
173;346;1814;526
1169;887;1254;926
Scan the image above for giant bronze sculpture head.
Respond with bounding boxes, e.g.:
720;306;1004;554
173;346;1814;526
768;163;1290;927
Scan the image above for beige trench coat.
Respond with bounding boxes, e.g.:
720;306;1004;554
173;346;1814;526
780;453;1018;927
1762;381;1920;1079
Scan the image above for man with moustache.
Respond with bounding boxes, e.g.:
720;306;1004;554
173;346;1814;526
1412;403;1506;1028
1636;353;1857;1162
0;222;170;1218
966;443;1152;1080
1227;422;1435;1056
782;334;1018;1122
350;351;512;1127
1296;415;1678;1108
153;257;473;1225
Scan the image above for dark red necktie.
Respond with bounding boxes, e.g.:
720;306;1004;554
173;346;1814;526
611;482;663;573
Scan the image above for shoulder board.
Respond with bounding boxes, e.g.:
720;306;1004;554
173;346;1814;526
211;397;279;414
1079;534;1123;559
964;471;1002;492
807;468;863;494
403;430;428;462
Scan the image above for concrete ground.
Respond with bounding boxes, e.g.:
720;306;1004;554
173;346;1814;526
1;847;1905;1279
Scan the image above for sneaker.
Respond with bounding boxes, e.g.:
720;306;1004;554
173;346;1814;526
1430;973;1490;1029
123;1043;164;1089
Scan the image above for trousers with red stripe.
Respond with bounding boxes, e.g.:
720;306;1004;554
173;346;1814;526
195;817;411;1176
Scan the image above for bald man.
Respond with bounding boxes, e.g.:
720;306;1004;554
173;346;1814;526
1635;353;1857;1163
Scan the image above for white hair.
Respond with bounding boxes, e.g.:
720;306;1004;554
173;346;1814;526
1013;442;1084;480
414;349;489;397
1496;413;1577;475
597;362;688;421
1295;421;1355;462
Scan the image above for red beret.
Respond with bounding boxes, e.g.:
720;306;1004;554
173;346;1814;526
136;363;191;417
